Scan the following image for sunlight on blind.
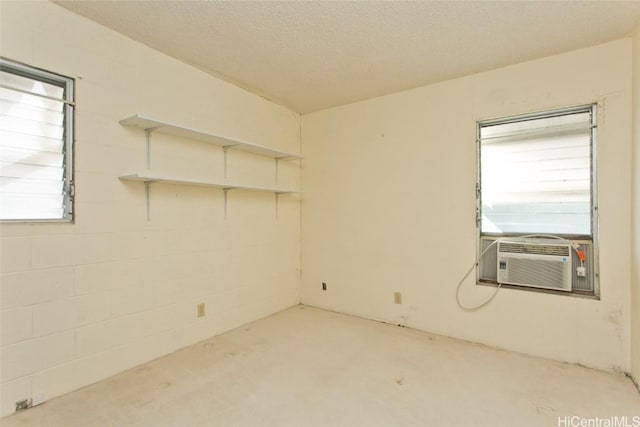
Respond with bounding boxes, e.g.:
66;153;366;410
480;109;593;235
0;70;67;219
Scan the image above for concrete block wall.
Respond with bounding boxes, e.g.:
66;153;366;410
301;39;634;374
632;23;640;389
1;0;638;419
0;1;301;417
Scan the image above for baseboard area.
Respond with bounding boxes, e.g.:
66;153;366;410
3;305;638;427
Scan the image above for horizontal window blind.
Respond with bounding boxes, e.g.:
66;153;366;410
0;59;73;220
479;106;594;236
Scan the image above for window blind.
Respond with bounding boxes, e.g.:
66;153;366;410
479;106;594;236
0;61;73;220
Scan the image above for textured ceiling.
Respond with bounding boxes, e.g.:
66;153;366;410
54;1;640;114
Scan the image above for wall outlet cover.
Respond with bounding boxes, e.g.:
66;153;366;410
394;292;402;304
197;303;205;318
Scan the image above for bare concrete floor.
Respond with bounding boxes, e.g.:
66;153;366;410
2;305;639;427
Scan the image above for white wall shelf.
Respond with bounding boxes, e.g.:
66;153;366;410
119;115;301;220
120;115;303;160
119;172;298;194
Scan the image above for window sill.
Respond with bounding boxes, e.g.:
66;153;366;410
476;280;599;300
0;219;74;224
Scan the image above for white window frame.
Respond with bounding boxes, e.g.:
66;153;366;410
476;104;599;296
0;58;75;222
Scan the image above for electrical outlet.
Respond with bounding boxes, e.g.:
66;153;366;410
197;303;205;318
322;282;327;291
576;266;586;277
394;292;402;304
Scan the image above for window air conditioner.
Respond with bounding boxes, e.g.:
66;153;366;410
496;239;572;291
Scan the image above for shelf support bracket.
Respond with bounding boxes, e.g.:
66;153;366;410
275;158;280;185
223;188;230;220
145;129;154;169
223;146;231;179
144;181;151;221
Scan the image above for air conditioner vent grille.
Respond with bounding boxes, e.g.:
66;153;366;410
498;242;570;257
496;239;572;291
499;258;568;290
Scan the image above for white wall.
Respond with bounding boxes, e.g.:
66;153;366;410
302;39;633;373
0;1;301;417
632;23;640;388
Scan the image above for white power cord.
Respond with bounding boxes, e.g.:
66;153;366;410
455;238;501;312
456;234;580;312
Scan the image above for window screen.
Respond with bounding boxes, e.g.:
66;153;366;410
478;105;595;237
0;58;74;221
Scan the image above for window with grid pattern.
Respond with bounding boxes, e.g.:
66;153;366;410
477;105;597;295
478;105;595;237
0;58;74;221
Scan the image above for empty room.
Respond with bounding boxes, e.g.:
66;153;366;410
1;1;640;426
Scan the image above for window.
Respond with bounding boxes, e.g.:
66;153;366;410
477;105;597;294
0;58;74;221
